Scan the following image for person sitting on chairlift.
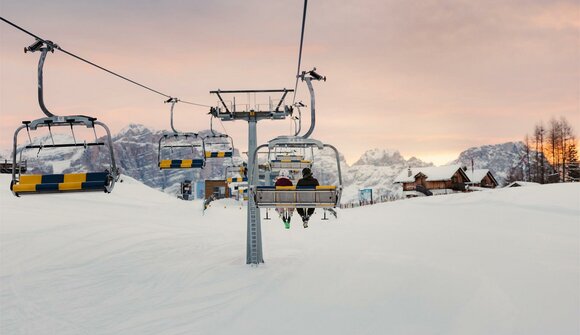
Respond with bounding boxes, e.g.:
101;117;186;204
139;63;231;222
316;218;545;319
297;167;319;228
275;169;294;229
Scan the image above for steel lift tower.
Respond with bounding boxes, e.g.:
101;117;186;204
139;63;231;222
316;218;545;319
209;89;294;264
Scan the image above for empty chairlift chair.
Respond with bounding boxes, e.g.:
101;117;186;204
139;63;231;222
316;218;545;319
204;133;234;160
158;133;205;169
10;39;118;197
157;98;206;170
269;150;313;173
11;116;118;196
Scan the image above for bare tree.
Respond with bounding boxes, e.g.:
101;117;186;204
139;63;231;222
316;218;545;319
547;118;561;180
524;134;531;182
560;117;573;181
566;142;580;181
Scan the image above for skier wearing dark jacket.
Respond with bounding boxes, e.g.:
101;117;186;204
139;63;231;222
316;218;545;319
297;167;319;228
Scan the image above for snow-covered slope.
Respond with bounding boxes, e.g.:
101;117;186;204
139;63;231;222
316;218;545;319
1;175;578;334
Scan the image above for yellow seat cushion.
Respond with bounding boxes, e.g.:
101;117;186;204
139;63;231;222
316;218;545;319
159;160;172;169
19;175;42;184
13;183;37;192
64;173;87;183
59;182;83;191
275;186;296;190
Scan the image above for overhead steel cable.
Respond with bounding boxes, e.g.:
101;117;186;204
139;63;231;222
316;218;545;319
291;0;308;104
0;16;212;108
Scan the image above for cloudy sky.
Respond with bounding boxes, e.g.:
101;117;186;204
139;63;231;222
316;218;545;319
1;0;578;165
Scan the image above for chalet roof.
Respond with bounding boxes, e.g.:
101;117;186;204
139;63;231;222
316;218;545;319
505;181;540;188
464;169;489;183
394;165;470;183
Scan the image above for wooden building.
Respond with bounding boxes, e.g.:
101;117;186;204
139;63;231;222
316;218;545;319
204;180;230;200
464;169;498;188
394;165;471;198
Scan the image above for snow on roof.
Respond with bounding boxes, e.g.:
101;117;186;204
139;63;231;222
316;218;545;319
394;165;466;183
465;169;490;183
505;181;541;188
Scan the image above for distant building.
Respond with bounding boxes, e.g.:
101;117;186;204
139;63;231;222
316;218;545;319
505;181;540;188
204;180;230;200
394;165;471;198
464;169;498;188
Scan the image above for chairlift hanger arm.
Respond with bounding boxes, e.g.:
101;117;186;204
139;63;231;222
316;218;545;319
25;40;57;118
165;98;180;134
296;68;325;139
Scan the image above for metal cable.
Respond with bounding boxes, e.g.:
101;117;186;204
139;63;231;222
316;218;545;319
0;16;212;108
291;0;308;104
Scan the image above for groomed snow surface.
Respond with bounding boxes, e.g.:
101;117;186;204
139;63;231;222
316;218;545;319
1;175;578;335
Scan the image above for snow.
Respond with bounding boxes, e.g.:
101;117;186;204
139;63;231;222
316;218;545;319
394;165;464;183
465;169;490;184
1;174;579;334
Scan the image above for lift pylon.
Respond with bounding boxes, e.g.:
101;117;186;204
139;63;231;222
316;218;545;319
209;89;294;264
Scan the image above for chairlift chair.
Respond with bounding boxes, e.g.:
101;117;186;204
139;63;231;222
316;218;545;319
268;147;313;173
204;134;235;160
251;136;342;208
158;98;206;169
203;115;235;161
225;165;248;184
10;39;118;196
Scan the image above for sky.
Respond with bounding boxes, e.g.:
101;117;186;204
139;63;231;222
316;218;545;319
1;0;578;165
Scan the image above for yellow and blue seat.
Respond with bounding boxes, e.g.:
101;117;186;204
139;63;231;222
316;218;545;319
227;177;248;183
12;172;111;195
158;159;205;169
205;151;233;158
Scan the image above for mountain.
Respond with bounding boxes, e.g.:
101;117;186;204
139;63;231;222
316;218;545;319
340;149;433;203
448;141;536;185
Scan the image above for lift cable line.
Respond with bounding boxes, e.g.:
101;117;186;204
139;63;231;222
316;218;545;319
291;0;308;105
0;16;212;108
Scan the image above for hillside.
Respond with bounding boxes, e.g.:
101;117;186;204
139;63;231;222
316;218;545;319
1;175;578;334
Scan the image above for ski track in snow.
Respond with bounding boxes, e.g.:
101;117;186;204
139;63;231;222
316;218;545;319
1;175;579;335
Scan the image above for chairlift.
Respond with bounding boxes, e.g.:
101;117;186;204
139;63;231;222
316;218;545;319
204;116;235;160
225;164;248;184
251;136;342;208
250;69;342;208
268;147;313;174
158;98;206;169
10;39;118;196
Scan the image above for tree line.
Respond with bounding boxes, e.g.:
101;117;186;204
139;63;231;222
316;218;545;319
508;117;579;184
